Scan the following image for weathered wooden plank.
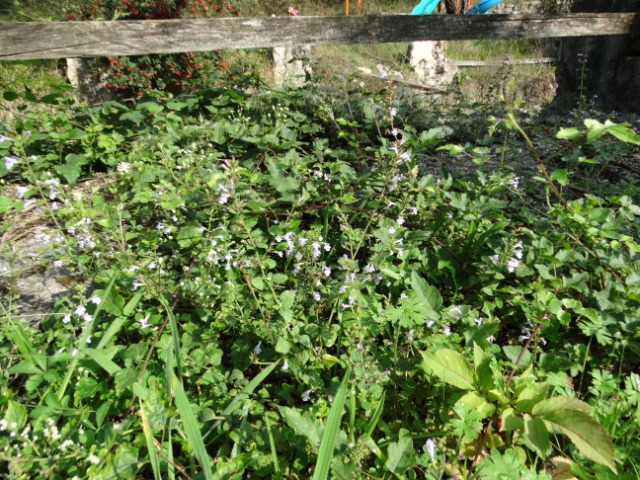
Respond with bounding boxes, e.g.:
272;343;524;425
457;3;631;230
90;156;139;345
450;57;556;67
1;13;639;61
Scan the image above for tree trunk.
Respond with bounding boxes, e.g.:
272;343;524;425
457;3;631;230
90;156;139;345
554;0;640;112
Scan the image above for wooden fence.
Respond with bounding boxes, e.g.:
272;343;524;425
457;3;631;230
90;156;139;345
1;13;639;61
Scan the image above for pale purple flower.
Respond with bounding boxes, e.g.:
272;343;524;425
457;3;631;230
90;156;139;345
75;305;86;316
507;257;520;273
3;156;18;170
89;295;101;305
425;438;436;462
253;342;262;355
443;325;451;336
487;335;496;344
390;107;398;117
301;389;313;402
15;186;28;199
282;359;289;370
62;314;71;324
0;134;10;142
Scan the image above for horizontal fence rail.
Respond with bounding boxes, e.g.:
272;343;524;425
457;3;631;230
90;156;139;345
1;13;639;60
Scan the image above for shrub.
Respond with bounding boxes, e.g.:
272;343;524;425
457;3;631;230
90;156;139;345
63;0;239;98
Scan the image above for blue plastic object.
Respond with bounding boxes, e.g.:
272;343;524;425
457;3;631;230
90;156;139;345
411;0;440;15
466;0;504;14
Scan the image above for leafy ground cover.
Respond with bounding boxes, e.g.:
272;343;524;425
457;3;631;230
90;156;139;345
1;65;640;480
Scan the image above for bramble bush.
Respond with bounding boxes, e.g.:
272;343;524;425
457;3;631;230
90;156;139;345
63;0;239;98
1;70;640;479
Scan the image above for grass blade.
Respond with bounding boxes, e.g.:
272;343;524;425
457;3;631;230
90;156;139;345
158;295;183;381
172;372;214;480
206;360;279;436
312;367;351;480
365;390;385;437
139;400;162;480
265;414;280;474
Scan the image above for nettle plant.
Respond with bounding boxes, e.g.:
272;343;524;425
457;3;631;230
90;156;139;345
1;78;640;478
63;0;238;97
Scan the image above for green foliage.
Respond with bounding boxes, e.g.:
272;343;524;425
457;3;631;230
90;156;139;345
1;72;639;479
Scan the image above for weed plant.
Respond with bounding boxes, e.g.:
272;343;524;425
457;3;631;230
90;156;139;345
0;68;639;479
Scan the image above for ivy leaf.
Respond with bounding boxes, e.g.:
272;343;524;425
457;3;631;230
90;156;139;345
55;153;89;186
533;396;617;473
475;449;524;480
385;435;415;474
421;349;476;390
451;402;483;440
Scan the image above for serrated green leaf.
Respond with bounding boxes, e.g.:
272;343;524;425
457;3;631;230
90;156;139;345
410;271;442;317
421;349;476;390
281;407;321;450
533;397;616;473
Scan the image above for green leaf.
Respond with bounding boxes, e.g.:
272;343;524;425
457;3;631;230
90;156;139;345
533;397;616;473
501;408;524;432
550;169;569;186
74;376;99;403
457;391;495;418
514;382;549;414
91;445;139;480
584;119;607;142
523;414;550;458
604;120;640;145
410;271;442;316
421;349;476;390
3;400;27;431
281;407;321;450
555;127;582;140
55;154;89;186
312;367;351;480
275;337;291;354
114;368;138;396
385;435;416;474
473;342;494;392
177;225;203;248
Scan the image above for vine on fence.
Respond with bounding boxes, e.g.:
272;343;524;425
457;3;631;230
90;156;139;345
64;0;239;97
